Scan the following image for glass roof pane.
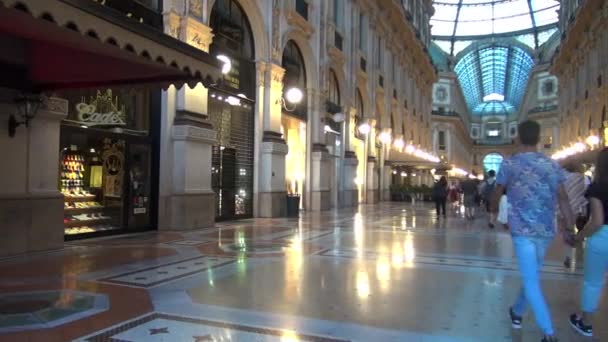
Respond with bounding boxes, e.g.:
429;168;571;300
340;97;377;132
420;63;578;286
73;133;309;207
494;15;533;34
530;0;560;11
455;20;494;36
452;41;472;56
430;20;456;37
516;33;537;49
537;27;558;46
433;0;461;4
430;0;560;38
433;40;453;54
533;6;559;26
432;3;460;20
457;5;494;22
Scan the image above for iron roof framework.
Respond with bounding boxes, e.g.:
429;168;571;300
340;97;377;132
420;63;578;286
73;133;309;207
431;0;560;54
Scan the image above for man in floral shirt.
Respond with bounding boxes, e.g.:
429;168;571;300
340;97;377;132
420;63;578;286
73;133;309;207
492;120;574;342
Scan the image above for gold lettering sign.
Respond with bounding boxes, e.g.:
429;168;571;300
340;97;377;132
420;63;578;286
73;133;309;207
75;90;126;126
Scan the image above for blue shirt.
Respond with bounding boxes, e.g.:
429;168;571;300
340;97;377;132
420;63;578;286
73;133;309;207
496;152;566;238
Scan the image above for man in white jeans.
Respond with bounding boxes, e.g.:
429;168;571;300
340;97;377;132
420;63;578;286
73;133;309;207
491;120;574;342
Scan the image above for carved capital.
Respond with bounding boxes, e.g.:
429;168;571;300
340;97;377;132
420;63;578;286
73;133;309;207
163;10;181;39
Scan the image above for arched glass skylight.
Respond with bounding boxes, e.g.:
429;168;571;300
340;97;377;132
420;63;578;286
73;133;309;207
454;44;534;115
431;0;560;54
483;153;504;174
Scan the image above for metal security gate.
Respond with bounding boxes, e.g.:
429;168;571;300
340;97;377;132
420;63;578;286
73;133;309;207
209;92;254;220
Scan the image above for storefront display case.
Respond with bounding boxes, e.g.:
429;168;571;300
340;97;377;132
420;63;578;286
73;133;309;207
57;87;158;239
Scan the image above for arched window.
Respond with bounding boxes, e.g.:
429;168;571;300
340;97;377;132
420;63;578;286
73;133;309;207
282;40;307;118
483;153;504;174
328;70;340;105
282;40;306;90
210;0;254;60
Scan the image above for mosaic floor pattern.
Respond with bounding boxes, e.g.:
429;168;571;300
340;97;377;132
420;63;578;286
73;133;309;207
0;202;605;341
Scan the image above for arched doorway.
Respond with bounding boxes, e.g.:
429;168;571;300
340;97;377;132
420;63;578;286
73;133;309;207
209;0;256;220
483;153;504;175
281;40;307;204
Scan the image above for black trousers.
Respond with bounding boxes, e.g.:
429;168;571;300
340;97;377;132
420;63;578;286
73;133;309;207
435;197;447;216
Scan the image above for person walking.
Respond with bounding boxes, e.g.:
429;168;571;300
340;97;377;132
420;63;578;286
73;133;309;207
568;148;608;338
491;120;574;342
461;174;479;220
481;170;498;228
432;176;448;217
560;163;589;269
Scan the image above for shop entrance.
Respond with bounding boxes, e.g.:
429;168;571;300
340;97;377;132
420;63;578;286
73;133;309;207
60;126;155;238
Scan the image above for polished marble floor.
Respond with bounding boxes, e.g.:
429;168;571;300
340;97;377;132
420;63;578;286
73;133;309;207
0;202;605;341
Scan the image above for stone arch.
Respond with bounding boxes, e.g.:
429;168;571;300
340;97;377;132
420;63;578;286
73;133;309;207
207;0;269;61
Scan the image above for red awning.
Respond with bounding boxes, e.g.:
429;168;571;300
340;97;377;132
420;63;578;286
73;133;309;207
0;3;221;91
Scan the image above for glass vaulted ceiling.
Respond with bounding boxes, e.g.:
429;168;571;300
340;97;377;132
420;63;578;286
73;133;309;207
453;44;535;115
431;0;560;54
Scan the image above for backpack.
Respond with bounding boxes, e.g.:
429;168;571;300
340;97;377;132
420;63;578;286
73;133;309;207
482;180;496;200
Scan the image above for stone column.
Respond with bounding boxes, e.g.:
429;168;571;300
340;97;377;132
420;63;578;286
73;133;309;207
257;62;289;217
0;97;67;257
159;12;217;229
309;90;330;211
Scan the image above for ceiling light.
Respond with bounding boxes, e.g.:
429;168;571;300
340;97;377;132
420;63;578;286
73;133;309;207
285;87;303;104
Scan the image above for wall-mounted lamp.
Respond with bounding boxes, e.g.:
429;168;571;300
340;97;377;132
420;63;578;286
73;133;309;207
9;94;45;138
331;112;345;123
378;131;392;144
393;138;405;150
216;55;232;75
278;87;303;112
358;122;371;135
